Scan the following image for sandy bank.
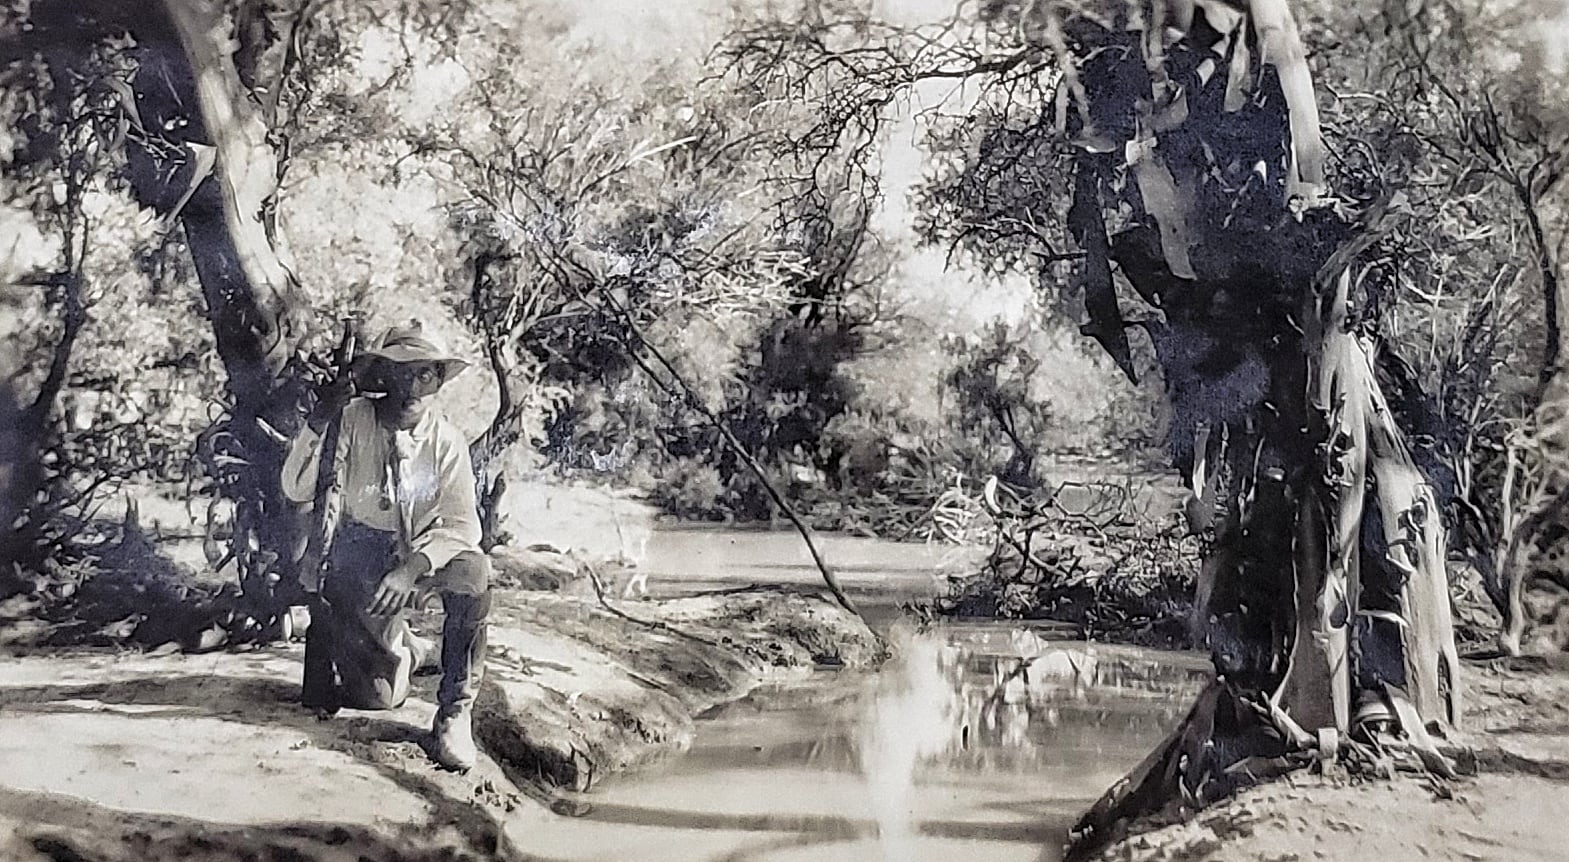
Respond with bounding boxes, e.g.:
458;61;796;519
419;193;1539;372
1083;655;1569;862
0;585;882;862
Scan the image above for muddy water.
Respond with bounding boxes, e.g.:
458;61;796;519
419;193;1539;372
515;529;1208;862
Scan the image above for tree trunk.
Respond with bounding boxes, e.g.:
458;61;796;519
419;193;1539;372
0;377;35;579
465;252;531;551
1060;4;1461;852
85;0;311;622
1317;278;1461;729
155;0;298;391
1070;272;1463;860
170;0;308;621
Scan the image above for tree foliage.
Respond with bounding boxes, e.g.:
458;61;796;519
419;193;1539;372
716;0;1522;849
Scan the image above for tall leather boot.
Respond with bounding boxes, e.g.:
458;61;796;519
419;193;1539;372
429;590;490;772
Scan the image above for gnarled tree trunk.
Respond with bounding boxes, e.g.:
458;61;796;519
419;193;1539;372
152;0;309;623
1056;2;1462;856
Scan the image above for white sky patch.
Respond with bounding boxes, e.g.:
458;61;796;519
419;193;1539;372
873;0;967;27
350;27;403;93
0;204;56;280
552;0;721;60
874;136;919;238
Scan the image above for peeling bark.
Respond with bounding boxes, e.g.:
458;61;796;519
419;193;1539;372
1247;0;1326;200
1317;287;1461;730
1070;161;1137;382
157;0;299;393
1278;480;1345;732
1074;274;1462;857
1064;5;1461;854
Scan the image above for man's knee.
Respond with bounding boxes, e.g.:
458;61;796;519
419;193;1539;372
436;551;491;596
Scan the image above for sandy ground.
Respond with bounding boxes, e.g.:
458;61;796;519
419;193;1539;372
0;586;882;862
1086;655;1569;862
0;648;508;861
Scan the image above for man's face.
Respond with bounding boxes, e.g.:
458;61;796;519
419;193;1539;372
364;359;444;429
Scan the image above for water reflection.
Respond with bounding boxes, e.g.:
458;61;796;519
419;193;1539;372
860;628;963;862
517;621;1207;862
858;625;1205;791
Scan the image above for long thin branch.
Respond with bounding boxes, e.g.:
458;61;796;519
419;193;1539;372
580;560;719;648
1514;183;1564;396
595;287;861;618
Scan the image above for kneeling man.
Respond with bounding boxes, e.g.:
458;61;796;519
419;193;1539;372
282;324;490;772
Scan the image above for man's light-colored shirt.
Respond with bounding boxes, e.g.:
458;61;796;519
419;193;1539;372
282;398;483;573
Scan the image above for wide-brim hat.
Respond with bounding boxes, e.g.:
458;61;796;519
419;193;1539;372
360;324;470;378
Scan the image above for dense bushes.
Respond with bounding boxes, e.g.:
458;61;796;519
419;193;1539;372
535;303;1156;528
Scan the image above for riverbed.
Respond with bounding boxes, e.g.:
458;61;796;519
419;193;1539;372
78;491;1209;862
32;491;1565;862
510;528;1209;862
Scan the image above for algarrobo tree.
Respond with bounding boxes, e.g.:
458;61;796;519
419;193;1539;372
725;0;1462;852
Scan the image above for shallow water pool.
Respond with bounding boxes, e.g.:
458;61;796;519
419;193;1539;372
514;618;1208;862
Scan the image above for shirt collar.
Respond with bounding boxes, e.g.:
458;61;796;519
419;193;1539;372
369;402;441;444
412;407;440;440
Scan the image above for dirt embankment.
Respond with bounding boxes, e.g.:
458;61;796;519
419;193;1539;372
0;585;882;862
1085;654;1569;862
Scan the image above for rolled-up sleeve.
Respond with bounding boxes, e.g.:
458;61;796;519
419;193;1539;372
409;427;484;572
281;402;360;506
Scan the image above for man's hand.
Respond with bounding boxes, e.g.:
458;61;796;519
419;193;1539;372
308;377;354;433
369;554;432;616
307;357;370;432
